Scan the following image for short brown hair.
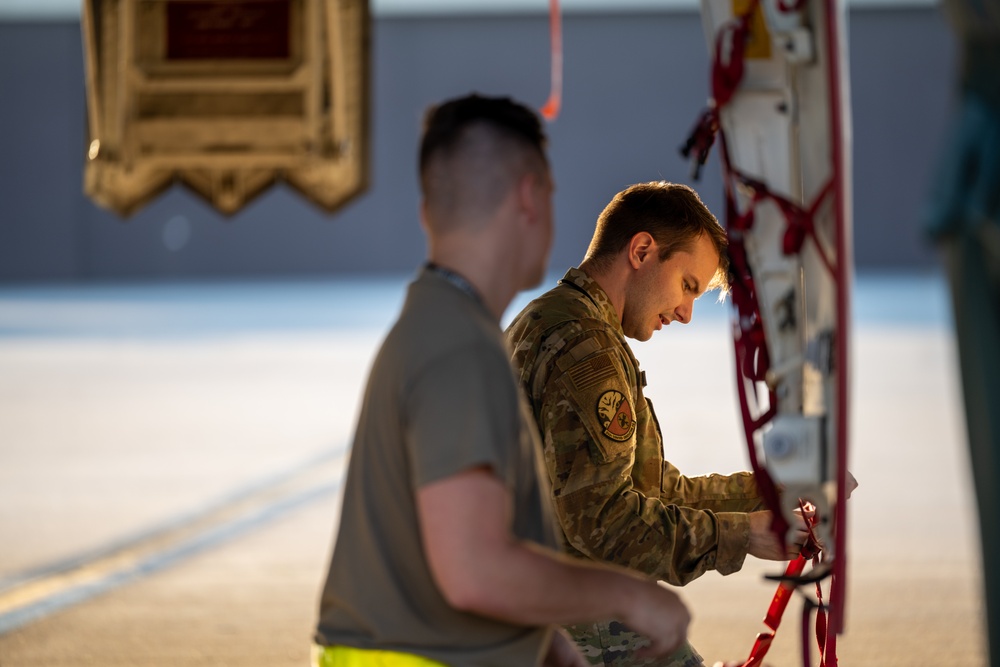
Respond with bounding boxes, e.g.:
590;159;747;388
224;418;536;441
585;181;729;291
420;94;546;178
419;94;548;230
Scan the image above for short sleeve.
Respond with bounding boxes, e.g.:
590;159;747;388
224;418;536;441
405;343;519;488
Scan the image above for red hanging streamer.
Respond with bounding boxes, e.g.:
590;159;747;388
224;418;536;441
540;0;562;120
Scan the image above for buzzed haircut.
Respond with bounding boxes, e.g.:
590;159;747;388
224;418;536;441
419;94;548;230
585;181;730;290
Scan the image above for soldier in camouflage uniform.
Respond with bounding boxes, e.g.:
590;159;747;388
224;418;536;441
506;182;807;667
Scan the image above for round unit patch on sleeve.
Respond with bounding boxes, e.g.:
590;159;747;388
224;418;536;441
596;390;636;442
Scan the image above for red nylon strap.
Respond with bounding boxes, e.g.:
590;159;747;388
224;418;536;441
679;0;756;176
731;172;838;274
801;585;838;667
740;556;807;667
764;557;809;630
679;109;720;180
712;1;757;108
740;504;834;667
540;0;562;121
725;175;788;545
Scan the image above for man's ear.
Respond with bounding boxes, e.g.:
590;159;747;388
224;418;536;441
516;171;540;225
628;232;657;269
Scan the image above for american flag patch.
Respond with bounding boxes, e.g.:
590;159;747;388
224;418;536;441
567;353;616;389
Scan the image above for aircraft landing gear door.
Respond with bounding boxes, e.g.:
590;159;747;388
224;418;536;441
81;0;371;217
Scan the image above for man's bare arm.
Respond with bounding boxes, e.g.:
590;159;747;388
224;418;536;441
417;465;690;659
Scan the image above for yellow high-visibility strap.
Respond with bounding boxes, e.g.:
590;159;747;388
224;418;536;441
312;644;449;667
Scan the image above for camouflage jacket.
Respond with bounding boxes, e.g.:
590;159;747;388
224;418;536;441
505;267;764;585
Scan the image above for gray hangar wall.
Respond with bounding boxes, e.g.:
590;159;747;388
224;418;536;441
0;8;955;282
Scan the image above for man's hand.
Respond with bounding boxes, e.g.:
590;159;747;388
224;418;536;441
626;584;691;659
543;628;589;667
747;511;808;560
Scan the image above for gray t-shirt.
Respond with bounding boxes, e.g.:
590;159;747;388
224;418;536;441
315;267;560;667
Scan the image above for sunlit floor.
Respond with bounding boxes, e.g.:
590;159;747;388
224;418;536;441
0;271;986;666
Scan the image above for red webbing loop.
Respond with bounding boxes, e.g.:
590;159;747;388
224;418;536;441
726;184;769;384
712;2;757;108
724;162;789;545
800;591;838;667
680;108;720;180
679;0;757;177
823;614;838;666
539;0;562;121
731;172;838;275
729;320;786;546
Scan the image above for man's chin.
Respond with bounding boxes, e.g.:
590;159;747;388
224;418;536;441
627;329;654;343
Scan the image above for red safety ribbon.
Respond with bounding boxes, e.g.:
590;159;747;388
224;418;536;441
680;0;758;176
740;502;835;667
540;0;562;121
740;556;807;667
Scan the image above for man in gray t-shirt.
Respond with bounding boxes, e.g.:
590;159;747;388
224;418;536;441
316;264;560;665
313;94;691;667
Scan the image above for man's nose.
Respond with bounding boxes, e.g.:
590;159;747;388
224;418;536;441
674;305;692;324
675;297;696;324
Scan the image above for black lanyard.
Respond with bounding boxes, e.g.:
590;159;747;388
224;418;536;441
425;262;485;309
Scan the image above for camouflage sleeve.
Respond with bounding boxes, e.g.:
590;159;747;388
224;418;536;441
539;347;753;586
661;464;766;514
658;466;766;576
